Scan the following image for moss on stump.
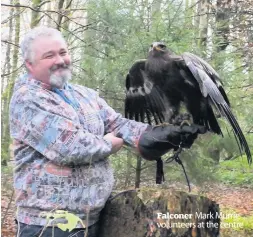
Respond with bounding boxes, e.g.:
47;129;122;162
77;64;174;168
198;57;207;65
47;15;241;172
99;188;220;237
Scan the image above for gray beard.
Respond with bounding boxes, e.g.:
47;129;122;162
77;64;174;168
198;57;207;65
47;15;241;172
49;69;72;88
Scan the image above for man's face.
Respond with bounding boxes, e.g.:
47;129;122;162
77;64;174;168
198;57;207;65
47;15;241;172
25;36;72;88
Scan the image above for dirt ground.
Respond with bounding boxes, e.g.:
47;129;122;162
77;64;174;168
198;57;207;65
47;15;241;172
2;172;253;237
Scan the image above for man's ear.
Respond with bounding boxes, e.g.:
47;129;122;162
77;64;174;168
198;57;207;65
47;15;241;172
25;60;33;72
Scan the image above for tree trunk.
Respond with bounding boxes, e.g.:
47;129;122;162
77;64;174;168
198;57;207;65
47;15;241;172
1;0;16;166
56;0;65;30
198;0;209;48
124;151;132;188
99;188;220;237
3;0;21;164
31;0;42;27
135;156;142;188
151;0;162;19
62;0;73;32
215;0;231;52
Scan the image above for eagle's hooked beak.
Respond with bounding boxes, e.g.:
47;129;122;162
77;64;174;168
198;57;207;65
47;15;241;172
149;45;161;52
154;46;161;51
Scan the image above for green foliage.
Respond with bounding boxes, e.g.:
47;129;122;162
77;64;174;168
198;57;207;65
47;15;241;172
3;0;252;186
74;0;200;93
1;141;10;166
1;164;13;175
215;157;253;186
1;165;14;193
221;209;253;231
169;141;218;184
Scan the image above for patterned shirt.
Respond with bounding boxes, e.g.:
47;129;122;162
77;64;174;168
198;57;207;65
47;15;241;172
9;74;148;228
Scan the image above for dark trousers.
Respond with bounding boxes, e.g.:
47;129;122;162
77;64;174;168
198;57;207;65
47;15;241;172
16;221;99;237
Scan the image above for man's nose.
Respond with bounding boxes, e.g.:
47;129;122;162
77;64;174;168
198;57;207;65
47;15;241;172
54;54;64;64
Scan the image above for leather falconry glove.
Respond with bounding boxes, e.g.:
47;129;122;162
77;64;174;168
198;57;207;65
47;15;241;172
138;124;207;184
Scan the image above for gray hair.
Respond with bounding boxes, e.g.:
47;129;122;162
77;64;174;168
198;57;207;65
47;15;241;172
20;26;65;63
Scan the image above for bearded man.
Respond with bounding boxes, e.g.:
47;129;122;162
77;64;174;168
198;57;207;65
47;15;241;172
9;26;205;237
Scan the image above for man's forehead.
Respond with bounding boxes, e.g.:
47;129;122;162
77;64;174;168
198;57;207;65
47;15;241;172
32;36;68;53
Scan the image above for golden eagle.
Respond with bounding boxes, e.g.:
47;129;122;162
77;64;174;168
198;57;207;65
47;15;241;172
125;42;252;165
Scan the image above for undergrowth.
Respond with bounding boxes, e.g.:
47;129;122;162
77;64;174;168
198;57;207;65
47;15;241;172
215;156;253;187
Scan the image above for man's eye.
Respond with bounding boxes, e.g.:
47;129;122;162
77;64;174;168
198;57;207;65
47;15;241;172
45;54;54;59
60;51;67;56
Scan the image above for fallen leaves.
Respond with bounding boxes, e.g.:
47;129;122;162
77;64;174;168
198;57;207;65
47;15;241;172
1;170;253;237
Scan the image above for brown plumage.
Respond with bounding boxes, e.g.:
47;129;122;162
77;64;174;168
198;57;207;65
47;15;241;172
125;42;252;164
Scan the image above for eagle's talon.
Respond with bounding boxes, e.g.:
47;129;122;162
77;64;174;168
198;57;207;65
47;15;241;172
180;120;192;128
172;113;193;127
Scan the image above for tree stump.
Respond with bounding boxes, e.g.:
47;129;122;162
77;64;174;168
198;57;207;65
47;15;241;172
99;188;220;237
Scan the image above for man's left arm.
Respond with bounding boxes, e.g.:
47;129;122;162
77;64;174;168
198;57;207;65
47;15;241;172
97;95;149;148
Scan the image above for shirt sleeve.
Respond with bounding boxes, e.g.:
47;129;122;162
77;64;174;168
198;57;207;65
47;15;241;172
9;91;113;166
96;94;149;148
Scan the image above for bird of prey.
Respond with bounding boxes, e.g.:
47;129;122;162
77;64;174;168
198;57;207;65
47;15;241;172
125;42;252;167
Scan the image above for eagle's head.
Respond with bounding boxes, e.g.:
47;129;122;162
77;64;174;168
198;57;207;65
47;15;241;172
146;42;174;72
148;42;173;59
149;42;167;52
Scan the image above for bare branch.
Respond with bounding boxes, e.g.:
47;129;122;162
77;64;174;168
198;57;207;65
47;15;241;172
1;3;92;30
188;0;202;9
38;0;51;8
1;40;19;48
66;0;73;9
67;8;87;11
247;126;253;133
1;9;26;24
1;64;24;78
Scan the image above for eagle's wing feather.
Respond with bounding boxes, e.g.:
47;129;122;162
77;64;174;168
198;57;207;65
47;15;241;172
125;60;166;124
181;52;252;164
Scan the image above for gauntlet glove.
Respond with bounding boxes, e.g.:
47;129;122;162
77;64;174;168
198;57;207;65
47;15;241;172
138;124;206;183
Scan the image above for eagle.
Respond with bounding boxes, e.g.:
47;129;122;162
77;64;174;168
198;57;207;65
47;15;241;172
125;42;252;171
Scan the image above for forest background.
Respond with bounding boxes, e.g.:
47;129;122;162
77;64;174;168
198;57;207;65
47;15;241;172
1;0;253;236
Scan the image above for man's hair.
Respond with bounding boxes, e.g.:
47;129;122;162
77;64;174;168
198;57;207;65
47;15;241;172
20;26;65;63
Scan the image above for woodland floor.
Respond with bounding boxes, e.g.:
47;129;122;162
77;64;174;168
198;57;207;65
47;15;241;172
1;170;253;237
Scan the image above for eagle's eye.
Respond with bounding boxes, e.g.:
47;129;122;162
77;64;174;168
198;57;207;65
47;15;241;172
150;44;153;48
159;44;166;49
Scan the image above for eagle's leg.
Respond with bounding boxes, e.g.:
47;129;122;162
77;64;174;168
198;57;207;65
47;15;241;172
152;107;180;127
171;113;193;127
152;113;174;127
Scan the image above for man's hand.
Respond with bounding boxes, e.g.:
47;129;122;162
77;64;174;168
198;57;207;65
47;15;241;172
104;133;124;154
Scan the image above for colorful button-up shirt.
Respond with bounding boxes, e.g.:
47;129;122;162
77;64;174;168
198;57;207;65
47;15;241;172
9;74;148;228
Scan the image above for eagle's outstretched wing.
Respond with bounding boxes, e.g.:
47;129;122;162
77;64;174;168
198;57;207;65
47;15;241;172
125;60;166;124
181;52;252;164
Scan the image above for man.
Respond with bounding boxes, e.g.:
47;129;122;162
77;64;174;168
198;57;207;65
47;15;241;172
9;26;205;237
